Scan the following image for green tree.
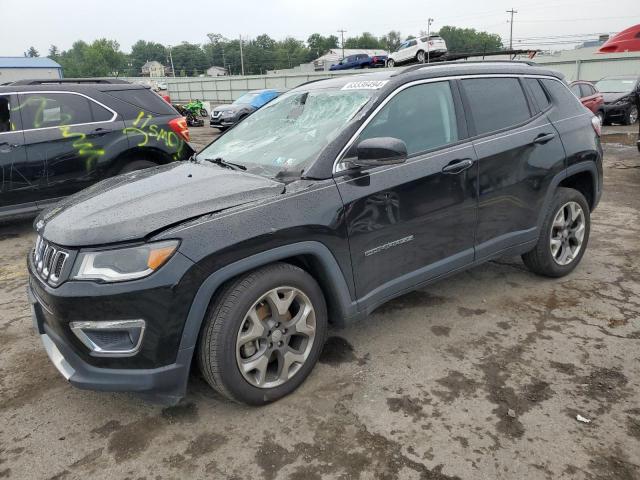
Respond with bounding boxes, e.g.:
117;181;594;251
344;32;384;49
170;42;209;75
48;45;60;61
25;46;39;57
307;33;339;57
57;39;127;77
437;26;503;54
380;31;402;52
130;40;166;75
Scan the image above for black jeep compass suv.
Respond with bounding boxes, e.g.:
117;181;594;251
0;79;192;221
28;63;603;405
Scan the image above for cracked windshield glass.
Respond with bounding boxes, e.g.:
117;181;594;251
197;88;374;177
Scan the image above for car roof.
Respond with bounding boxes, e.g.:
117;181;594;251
247;89;283;94
598;75;638;80
0;81;149;94
295;62;563;93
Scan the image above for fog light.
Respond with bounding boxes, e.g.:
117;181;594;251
69;320;145;357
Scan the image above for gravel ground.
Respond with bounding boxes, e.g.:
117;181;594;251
0;126;639;480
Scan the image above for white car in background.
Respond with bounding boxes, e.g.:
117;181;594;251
387;35;448;67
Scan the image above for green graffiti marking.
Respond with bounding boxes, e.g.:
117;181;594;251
59;126;105;171
123;111;185;160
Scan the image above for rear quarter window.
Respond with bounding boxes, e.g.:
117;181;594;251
461;77;532;136
105;89;176;116
526;78;551;111
540;79;586;117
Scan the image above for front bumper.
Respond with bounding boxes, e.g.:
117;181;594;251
29;283;192;404
210;115;237;128
602;102;632;120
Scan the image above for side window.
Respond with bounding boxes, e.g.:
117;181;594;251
526;78;551;111
570;84;582;98
0;95;21;132
461;78;531;136
357;81;459;156
89;101;113;122
581;84;594;97
106;89;176;116
18;93;93;130
407;40;417;47
540;79;585;116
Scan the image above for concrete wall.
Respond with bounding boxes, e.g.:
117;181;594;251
534;49;640;82
163;71;364;104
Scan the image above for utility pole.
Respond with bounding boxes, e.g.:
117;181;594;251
506;8;518;51
167;45;176;77
426;18;434;63
338;29;347;60
239;35;245;76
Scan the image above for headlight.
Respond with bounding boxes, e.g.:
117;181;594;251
614;97;631;106
72;240;179;282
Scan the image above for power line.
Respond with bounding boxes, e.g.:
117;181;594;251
506;8;518;50
337;29;347;59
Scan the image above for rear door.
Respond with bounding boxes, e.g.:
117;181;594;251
460;76;566;260
18;91;124;203
336;80;477;309
0;94;31;213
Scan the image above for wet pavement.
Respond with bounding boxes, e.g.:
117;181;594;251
0;126;639;479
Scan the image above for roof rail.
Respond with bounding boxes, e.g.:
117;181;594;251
392;59;539;77
10;78;130;86
390;49;539;76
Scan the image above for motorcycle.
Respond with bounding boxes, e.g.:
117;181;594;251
183;99;208;118
174;104;204;127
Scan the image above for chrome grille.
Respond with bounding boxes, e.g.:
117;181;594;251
33;235;69;285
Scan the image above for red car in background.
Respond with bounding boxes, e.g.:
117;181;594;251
569;81;605;123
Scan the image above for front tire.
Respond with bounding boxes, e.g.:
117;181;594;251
522;187;590;277
197;262;328;405
387;59;395;68
625;105;638;125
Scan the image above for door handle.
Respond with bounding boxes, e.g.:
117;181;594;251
89;127;108;135
442;158;474;174
533;133;556;145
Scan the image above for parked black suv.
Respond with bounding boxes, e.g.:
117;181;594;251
28;63;603;405
0;79;192;220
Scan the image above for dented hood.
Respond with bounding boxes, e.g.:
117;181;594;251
36;161;284;247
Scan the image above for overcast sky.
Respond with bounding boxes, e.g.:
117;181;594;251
1;0;638;56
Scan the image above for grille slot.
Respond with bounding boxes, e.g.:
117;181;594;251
32;235;69;285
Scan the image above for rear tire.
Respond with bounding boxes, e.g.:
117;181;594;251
416;50;426;63
197;262;328;405
522;187;590;278
119;160;157;174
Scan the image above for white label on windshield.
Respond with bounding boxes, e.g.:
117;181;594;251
341;80;389;90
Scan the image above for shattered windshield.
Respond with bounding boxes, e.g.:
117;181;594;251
198;88;374;178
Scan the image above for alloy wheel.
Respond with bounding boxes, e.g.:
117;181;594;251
417;51;425;63
549;201;586;266
630;106;638;124
235;286;316;389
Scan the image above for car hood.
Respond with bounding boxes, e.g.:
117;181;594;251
36;162;285;247
602;92;633;104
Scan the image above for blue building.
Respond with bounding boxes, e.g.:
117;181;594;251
0;57;63;84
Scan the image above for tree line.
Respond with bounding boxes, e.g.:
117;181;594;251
25;27;503;78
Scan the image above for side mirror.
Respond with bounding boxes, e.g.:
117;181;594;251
352;137;408;168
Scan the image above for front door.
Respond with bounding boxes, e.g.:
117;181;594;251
336;80;477;310
0;94;31;214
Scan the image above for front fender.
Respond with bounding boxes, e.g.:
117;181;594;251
177;241;359;353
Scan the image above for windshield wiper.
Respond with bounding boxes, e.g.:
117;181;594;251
205;157;247;171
